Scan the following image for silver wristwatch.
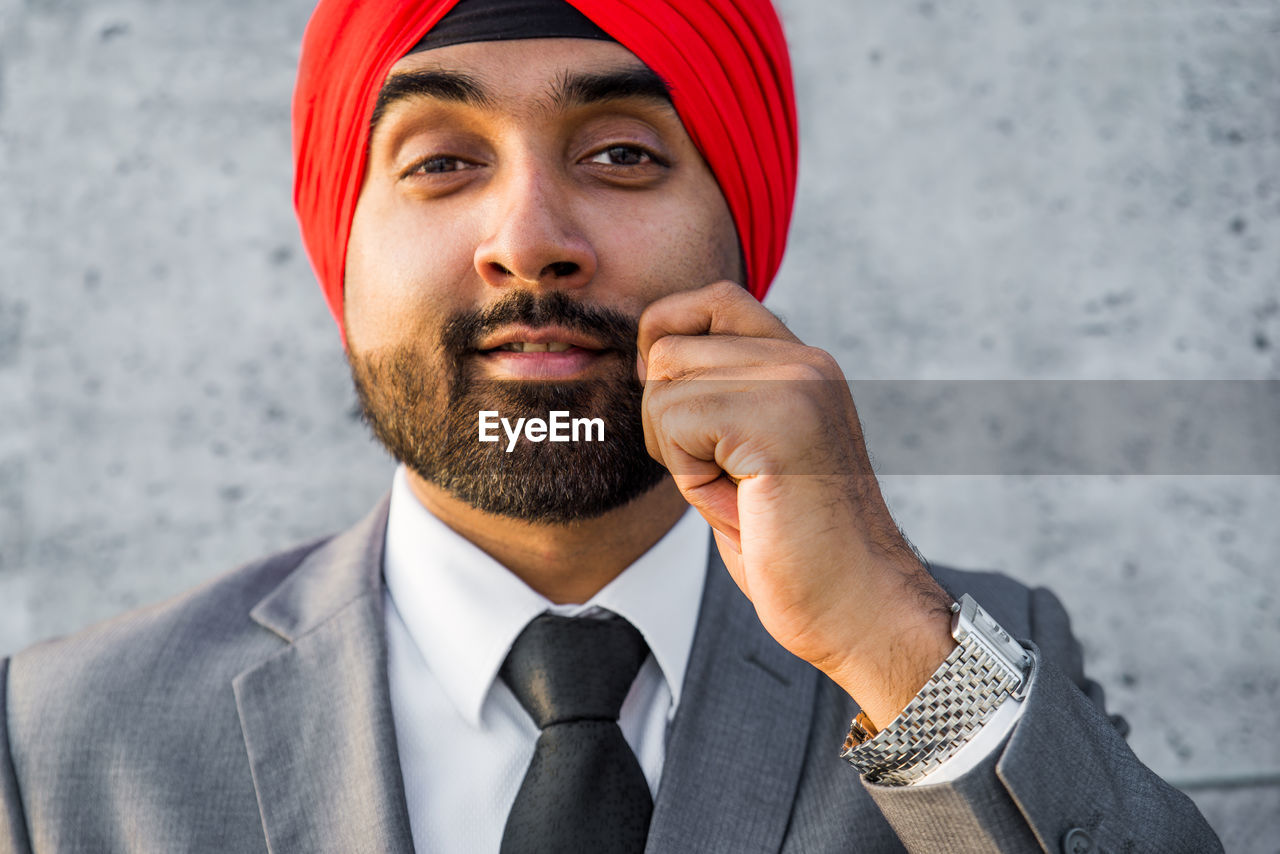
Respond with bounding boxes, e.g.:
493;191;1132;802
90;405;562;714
839;594;1033;785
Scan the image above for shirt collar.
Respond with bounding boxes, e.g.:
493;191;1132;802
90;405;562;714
382;465;708;728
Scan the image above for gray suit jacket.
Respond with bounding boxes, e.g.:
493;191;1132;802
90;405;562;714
1;497;1221;853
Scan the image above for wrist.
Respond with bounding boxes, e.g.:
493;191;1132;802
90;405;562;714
839;594;1035;785
824;594;957;727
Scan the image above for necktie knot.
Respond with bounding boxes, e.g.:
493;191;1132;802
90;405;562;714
501;613;650;729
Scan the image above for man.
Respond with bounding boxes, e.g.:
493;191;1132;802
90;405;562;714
0;0;1221;851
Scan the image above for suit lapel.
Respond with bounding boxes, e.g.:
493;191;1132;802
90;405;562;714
647;540;818;854
233;496;415;854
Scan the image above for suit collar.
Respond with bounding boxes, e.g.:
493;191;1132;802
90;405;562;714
234;494;416;854
248;495;391;643
648;540;820;854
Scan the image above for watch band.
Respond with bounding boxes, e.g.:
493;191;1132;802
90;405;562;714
839;594;1032;785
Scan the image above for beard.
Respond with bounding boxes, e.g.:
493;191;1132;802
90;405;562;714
347;290;668;523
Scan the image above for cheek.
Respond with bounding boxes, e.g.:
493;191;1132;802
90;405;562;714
581;179;742;308
703;195;746;284
343;194;479;350
590;185;740;308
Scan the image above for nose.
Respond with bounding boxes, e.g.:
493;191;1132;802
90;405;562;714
473;158;597;291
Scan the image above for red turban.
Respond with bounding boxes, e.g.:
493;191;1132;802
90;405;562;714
293;0;798;343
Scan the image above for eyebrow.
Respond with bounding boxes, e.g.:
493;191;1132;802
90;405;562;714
549;67;673;111
369;69;491;131
368;65;674;136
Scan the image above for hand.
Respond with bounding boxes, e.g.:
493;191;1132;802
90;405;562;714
636;282;956;725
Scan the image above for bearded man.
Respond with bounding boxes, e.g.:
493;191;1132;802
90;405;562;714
0;0;1221;852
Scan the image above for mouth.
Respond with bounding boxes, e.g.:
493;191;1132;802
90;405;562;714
477;325;609;353
474;326;619;380
489;341;588;354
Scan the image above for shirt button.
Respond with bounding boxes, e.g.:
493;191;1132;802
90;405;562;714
1061;827;1095;854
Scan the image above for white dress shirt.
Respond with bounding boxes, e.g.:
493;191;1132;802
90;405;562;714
381;465;1022;853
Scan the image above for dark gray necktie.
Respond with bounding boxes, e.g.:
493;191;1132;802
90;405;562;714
499;613;653;854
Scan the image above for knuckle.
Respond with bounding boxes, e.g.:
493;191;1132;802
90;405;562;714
775;382;828;422
646;335;685;374
779;361;827;384
807;348;842;377
709;279;745;304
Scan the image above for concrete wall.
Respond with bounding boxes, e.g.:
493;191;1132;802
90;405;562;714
1;0;1276;847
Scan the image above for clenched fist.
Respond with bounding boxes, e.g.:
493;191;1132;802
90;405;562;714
637;281;956;726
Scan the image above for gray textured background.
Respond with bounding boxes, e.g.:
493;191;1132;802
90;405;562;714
1;0;1277;848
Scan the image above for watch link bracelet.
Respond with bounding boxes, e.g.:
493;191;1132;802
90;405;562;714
839;593;1033;785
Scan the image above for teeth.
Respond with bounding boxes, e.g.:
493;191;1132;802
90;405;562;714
498;342;574;353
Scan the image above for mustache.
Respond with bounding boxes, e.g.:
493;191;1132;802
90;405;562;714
440;290;639;354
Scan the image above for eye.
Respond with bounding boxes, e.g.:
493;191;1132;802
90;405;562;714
404;155;476;177
587;145;661;167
